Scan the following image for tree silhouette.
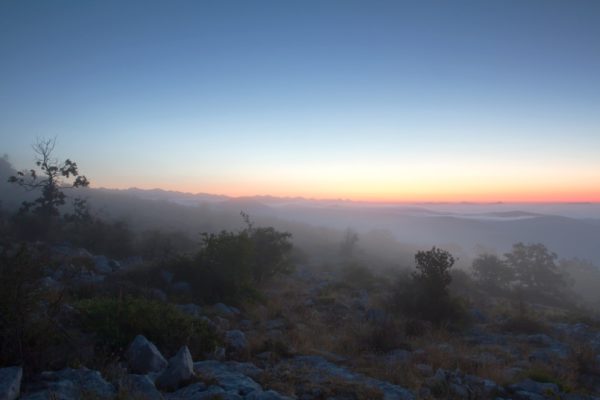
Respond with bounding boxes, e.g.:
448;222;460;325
413;246;455;296
504;242;566;299
472;253;514;292
397;246;460;324
8;138;89;217
339;228;359;259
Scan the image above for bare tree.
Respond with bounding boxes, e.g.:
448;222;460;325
8;138;89;217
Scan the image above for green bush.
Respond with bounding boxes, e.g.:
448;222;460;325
0;244;75;371
76;297;219;357
392;248;467;326
135;221;294;304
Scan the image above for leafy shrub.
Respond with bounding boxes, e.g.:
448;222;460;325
76;297;219;357
136;220;294;304
0;244;74;371
472;253;514;293
392;248;466;326
63;218;135;259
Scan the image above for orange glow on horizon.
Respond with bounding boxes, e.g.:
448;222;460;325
92;179;600;204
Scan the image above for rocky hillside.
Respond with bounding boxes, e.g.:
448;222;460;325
1;242;600;400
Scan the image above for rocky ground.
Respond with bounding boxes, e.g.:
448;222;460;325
2;246;600;400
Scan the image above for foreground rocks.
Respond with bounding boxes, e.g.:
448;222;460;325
0;367;22;400
274;355;415;400
22;368;116;400
156;346;195;391
126;334;168;374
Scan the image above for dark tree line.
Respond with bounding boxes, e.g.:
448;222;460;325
472;242;569;302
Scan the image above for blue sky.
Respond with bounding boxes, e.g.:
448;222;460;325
1;1;599;201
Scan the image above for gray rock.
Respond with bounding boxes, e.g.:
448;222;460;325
39;276;62;290
281;355;414;400
365;308;387;324
246;389;294;400
509;379;560;396
265;319;287;331
156;346;195;392
23;368;115;400
385;349;412;365
126;335;168;374
417;386;431;399
427;368;448;387
214;303;239;317
470;308;487;323
415;364;433;377
469;352;498;365
164;382;207;400
436;343;454;353
150;288;168;302
121;374;163;400
524;334;554;346
464;332;507;346
92;255;114;274
513;391;547;400
161;270;174;284
176;303;203;318
166;383;243;400
194;361;262;395
449;383;469;398
563;394;600;400
225;330;248;354
21;380;79;400
200;316;218;330
0;366;22;400
239;319;253;330
215;316;231;330
120;256;144;269
353;290;370;310
502;367;524;381
213;346;226;360
256;351;273;361
171;281;192;294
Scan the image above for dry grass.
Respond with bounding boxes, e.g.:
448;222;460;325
244;268;600;398
258;363;385;399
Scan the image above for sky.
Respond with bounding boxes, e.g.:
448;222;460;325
1;0;599;202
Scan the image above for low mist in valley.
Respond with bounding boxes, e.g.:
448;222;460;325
3;154;600;308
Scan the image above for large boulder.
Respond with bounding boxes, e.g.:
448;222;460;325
120;374;163;400
126;335;168;374
0;366;22;400
156;346;194;392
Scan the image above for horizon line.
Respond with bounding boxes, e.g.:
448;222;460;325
91;186;600;205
